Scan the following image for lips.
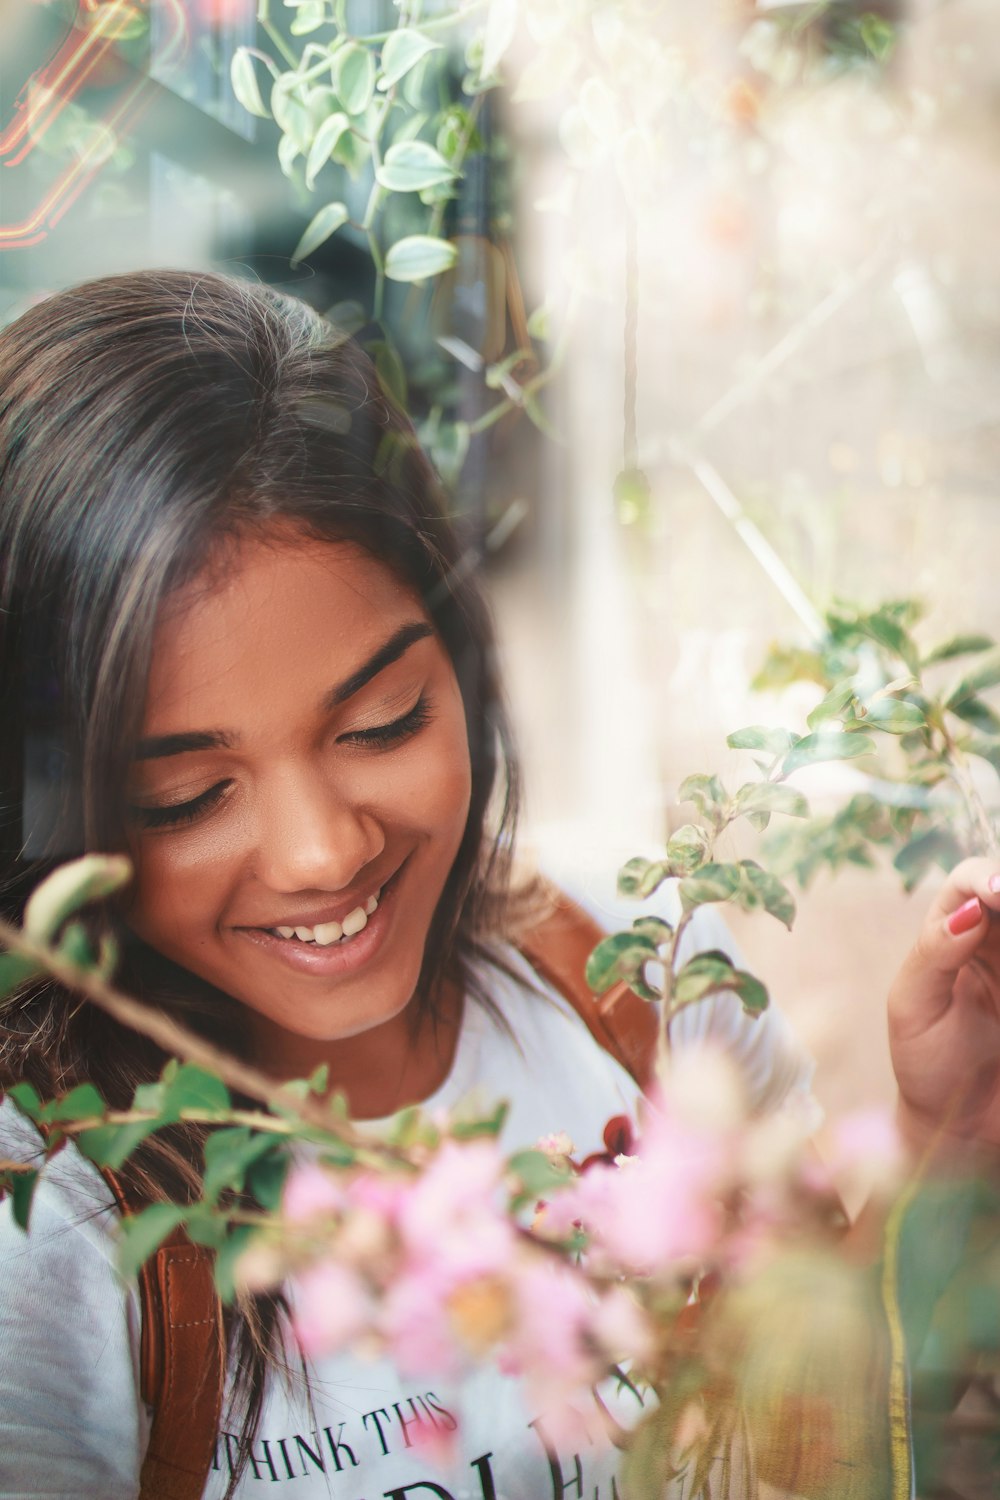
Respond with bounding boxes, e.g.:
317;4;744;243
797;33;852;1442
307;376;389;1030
232;864;403;978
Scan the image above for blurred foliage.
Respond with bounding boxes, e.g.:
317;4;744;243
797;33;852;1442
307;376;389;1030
755;600;1000;890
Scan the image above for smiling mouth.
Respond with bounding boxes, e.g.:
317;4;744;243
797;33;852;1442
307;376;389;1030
265;889;381;947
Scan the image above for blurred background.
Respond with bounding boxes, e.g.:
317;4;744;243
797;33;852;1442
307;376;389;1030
3;0;998;1160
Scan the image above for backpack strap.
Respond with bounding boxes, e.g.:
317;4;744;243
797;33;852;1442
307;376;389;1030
97;888;643;1498
103;1170;224;1500
518;886;659;1090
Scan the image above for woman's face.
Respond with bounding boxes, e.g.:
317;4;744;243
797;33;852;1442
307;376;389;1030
125;531;472;1050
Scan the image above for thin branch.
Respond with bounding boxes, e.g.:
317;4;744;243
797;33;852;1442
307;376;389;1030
0;918;354;1140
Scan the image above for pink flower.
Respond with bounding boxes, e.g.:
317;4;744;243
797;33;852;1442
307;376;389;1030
282;1162;345;1224
399;1140;507;1259
544;1106;728;1274
291;1259;373;1359
381;1265;469;1376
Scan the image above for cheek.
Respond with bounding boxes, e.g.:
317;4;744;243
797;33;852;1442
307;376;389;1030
127;824;238;948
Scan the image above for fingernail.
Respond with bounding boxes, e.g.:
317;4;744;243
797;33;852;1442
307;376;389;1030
949;897;984;936
990;875;1000;894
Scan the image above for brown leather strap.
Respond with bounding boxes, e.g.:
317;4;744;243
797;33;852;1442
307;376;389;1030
103;1171;224;1500
519;887;659;1090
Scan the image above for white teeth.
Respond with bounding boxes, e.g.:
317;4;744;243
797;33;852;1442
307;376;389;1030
273;889;380;944
313;920;343;946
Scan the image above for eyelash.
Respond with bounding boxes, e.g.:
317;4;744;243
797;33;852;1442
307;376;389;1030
130;696;433;830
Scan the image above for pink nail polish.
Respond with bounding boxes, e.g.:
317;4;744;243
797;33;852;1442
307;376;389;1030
949;897;984;936
990;874;1000;894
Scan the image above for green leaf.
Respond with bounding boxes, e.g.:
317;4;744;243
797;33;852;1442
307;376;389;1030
727;725;797;757
752;645;828;692
451;1099;509;1140
291;202;350;267
11;1169;39;1231
305;112;350;190
861;698;927;735
585;931;658;995
860;612;920;674
369;338;408;409
950;697;1000;734
893;828;964;892
384;235;457;283
335;44;376;115
118;1203;187;1281
729;969;769;1016
735;783;810;821
740;862;796;929
290;0;324;35
77;1118;161;1171
664;825;710;874
376;140;456;193
616;857;670;900
523;392;558;441
0;952;39;994
781;732;875;776
379;28;440;89
678;773;728;819
23;855;131;943
678;863;742;911
673;950;769;1016
248;1151;289;1212
673;951;737;1006
962;737;1000;778
922;634;994;667
860;13;896;61
325;298;366;335
5;1082;42;1123
56;921;94;968
271;77;312;151
203;1128;276;1204
945;649;1000;709
278;132;300;178
807;680;856;731
508;1147;573;1200
230;48;273;119
183;1203;229;1249
44;1082;104;1123
631;916;673;947
161;1064;230;1117
213;1225;258;1303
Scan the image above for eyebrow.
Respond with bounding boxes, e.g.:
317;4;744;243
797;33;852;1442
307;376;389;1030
132;621;435;761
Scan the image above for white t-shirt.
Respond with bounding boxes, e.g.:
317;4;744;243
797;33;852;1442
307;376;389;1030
0;914;812;1500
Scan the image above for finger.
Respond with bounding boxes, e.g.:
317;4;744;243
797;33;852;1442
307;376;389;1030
889;891;991;1038
926;857;1000;923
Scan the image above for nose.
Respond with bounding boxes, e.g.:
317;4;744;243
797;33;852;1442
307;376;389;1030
252;764;386;894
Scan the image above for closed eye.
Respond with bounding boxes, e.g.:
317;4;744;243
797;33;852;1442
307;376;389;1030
339;696;432;749
129;781;230;830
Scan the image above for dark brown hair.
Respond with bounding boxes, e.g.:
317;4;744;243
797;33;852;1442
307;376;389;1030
0;269;522;1479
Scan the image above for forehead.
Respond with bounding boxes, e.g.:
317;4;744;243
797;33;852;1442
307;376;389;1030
141;533;430;735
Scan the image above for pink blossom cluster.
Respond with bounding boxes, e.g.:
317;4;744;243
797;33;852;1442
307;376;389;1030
262;1137;652;1441
237;1063;901;1450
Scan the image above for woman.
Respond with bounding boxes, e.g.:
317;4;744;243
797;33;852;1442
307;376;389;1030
0;270;995;1500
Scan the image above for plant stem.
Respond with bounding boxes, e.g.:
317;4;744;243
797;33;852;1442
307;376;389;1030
356;0;489;46
257;0;299;70
0;918;351;1139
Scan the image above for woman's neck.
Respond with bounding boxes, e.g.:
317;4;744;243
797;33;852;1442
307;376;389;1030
246;980;464;1120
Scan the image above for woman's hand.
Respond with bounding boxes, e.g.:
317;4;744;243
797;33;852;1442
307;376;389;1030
889;857;1000;1157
